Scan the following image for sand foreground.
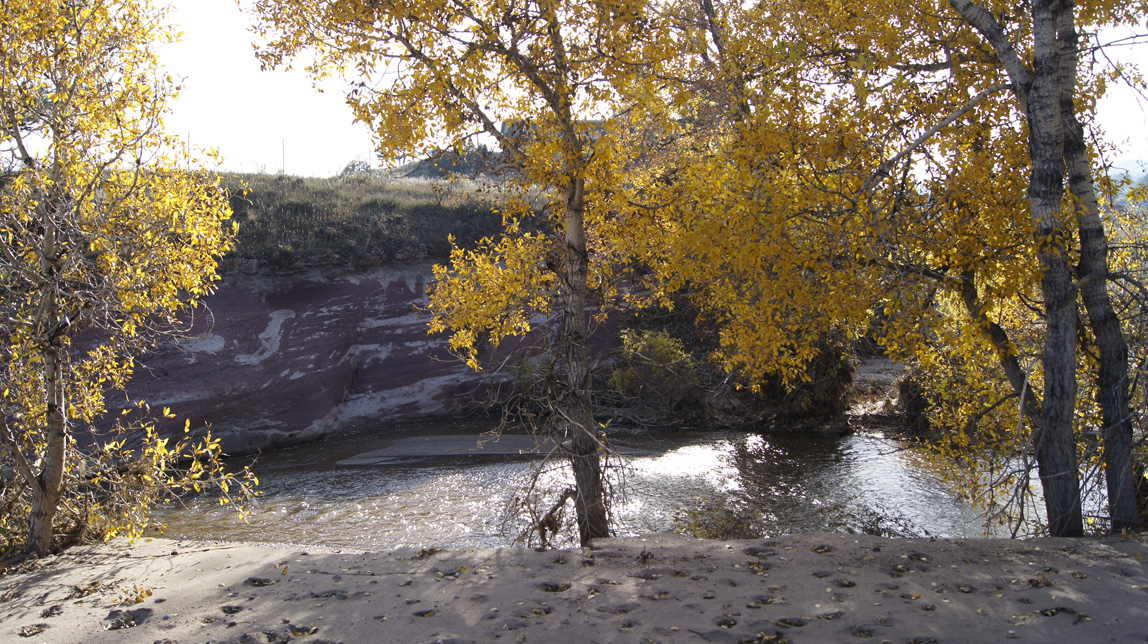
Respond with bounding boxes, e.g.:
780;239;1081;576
2;532;1146;643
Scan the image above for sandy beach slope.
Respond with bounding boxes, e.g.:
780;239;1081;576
2;532;1146;643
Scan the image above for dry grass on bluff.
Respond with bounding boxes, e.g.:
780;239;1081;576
219;171;506;271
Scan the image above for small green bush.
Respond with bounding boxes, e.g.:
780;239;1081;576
510;354;555;391
608;329;699;401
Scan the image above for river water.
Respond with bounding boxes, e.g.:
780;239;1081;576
157;423;999;550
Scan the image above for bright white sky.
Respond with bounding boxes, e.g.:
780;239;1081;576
158;0;1148;178
158;0;377;177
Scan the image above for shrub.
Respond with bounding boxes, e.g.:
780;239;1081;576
608;329;698;399
672;498;762;540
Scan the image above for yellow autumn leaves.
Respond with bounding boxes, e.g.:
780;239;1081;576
429;232;558;369
0;0;254;552
257;0;1146;535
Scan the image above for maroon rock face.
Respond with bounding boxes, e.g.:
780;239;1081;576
121;263;489;455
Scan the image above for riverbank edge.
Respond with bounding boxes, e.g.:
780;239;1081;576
2;532;1146;643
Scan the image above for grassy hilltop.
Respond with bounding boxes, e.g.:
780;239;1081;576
220;169;506;270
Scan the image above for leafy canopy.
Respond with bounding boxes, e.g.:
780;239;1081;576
0;0;256;551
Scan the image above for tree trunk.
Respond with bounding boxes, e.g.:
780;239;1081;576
1034;243;1085;537
1055;7;1138;531
950;0;1085;537
1135;459;1148;525
959;269;1042;425
29;338;67;556
561;175;609;545
1026;0;1083;537
25;207;69;555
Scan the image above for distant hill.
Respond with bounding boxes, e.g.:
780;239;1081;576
386;146;506;179
1110;158;1146;176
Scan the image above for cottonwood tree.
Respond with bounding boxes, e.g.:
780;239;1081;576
251;0;673;544
619;0;1145;535
0;0;256;555
946;0;1143;536
849;0;1144;535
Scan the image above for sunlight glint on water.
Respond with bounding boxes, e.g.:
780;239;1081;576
157;428;994;549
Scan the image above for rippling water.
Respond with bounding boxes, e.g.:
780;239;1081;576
157;424;995;550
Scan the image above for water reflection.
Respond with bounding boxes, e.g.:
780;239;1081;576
157;426;993;550
614;431;990;539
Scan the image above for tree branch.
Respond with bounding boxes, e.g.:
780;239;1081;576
0;420;41;495
947;0;1033;107
861;83;1011;192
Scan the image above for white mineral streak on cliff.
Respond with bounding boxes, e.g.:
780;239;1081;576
149;390;209;406
361;311;423;329
235;309;296;365
179;333;226;354
121;263;496;454
306;373;472;434
347;343;392;362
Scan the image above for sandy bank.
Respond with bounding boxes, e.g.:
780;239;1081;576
1;532;1146;643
